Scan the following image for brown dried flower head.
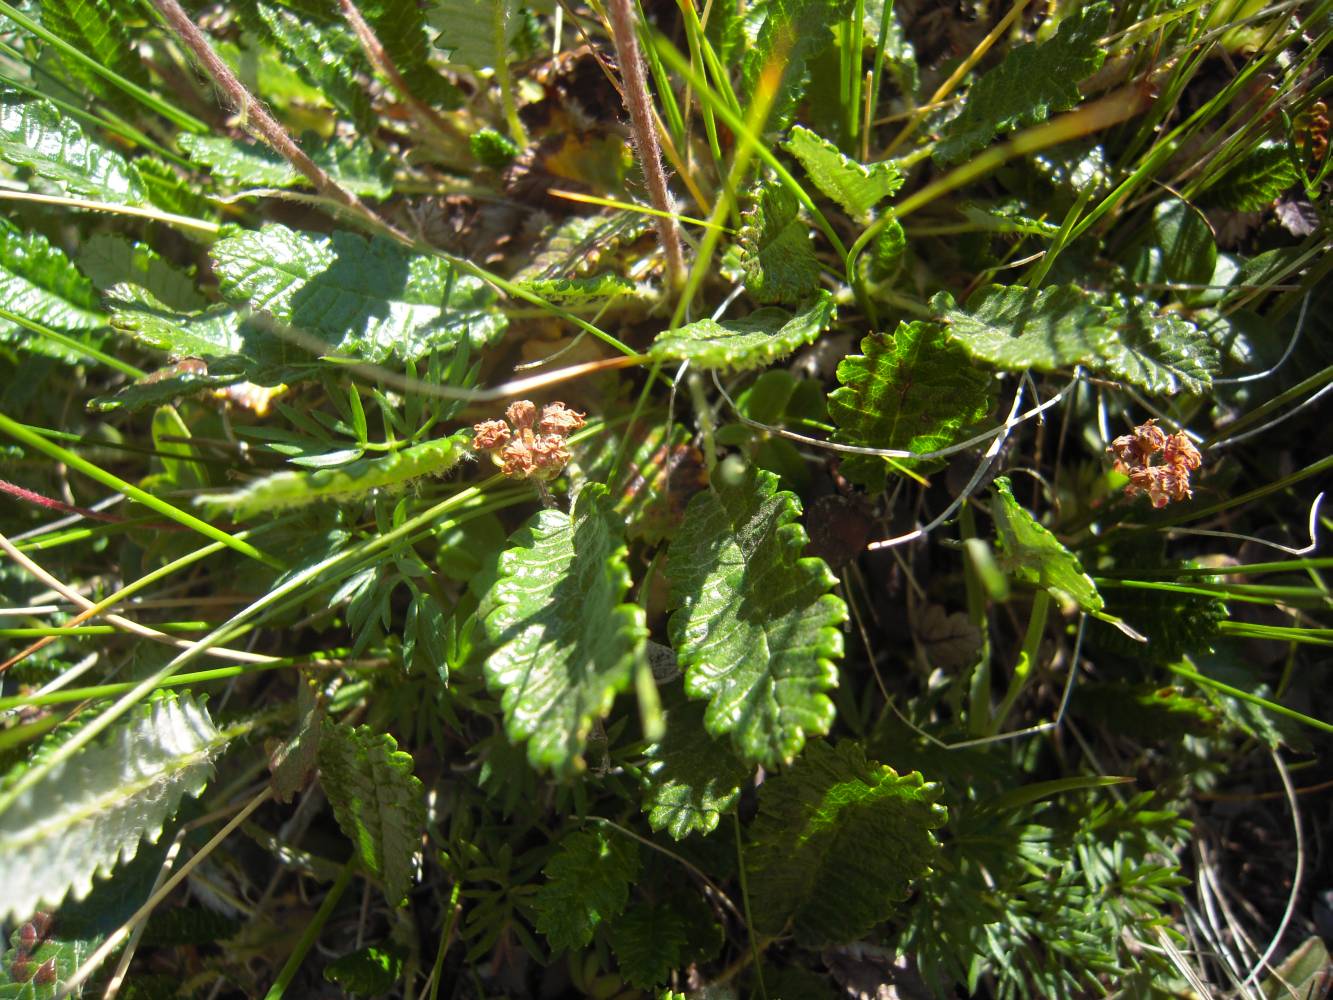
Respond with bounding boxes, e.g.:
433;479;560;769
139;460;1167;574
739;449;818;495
473;400;586;481
1108;419;1203;508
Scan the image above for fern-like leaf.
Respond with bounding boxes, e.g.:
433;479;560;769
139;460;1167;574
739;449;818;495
531;829;639;953
317;720;426;906
479;483;647;778
0;694;228;923
37;0;149;110
934;3;1111;164
649;291;835;371
827;321;994;490
666;467;846;767
747;740;946;945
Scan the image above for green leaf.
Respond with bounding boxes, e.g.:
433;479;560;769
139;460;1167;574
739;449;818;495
177;134;393;198
36;0;149;111
738;182;820;305
196;434;467;518
741;0;856;128
428;0;518;70
479;483;647;778
783;125;904;220
1204;141;1301;211
607;901;698;988
531;828;639;953
317;720;426;907
0;921;99;996
512;273;646;307
210;224;507;363
666;467;846;767
642;696;751;839
649;290;836;371
468;128;517;169
240;2;376;132
76;234;204;313
934;2;1111;164
323;945;406;996
0;226;104;362
747;741;946;945
990;476;1102;612
0;94;146;203
0;694;228;923
827;321;994;490
935;284;1218;395
1123;197;1218;287
359;0;461;107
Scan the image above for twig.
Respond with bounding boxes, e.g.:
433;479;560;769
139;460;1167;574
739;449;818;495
604;0;686;289
338;0;465;145
150;0;404;240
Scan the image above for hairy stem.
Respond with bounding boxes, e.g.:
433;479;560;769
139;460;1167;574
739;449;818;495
605;0;687;290
151;0;403;239
339;0;466;145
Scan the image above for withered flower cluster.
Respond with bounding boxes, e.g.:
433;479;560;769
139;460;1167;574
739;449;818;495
1107;419;1203;508
472;400;586;480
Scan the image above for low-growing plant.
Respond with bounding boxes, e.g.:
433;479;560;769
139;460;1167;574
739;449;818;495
0;0;1329;997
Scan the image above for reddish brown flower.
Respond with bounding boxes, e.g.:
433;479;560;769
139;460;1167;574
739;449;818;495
1109;420;1203;507
472;400;585;481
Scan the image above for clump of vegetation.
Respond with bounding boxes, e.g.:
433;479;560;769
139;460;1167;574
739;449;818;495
0;0;1329;998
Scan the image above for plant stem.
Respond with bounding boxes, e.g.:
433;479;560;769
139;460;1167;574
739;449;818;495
605;0;686;290
263;860;357;999
150;0;402;239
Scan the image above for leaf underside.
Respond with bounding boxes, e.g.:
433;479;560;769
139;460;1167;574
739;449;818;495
317;720;427;907
0;694;225;923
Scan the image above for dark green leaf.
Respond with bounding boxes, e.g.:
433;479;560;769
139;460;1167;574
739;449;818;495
642;696;751;839
531;829;639;953
323;945;406;996
934;3;1111;164
738;182;820;305
1123;197;1218;287
359;0;462;107
748;741;946;945
828;321;994;490
1204;141;1300;211
479;484;647;778
666;467;846;767
317;721;426;906
607;901;700;988
36;0;149;113
649;290;836;371
741;0;855;129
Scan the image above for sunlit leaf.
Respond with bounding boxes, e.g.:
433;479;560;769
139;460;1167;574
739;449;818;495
649;291;836;371
990;476;1102;612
